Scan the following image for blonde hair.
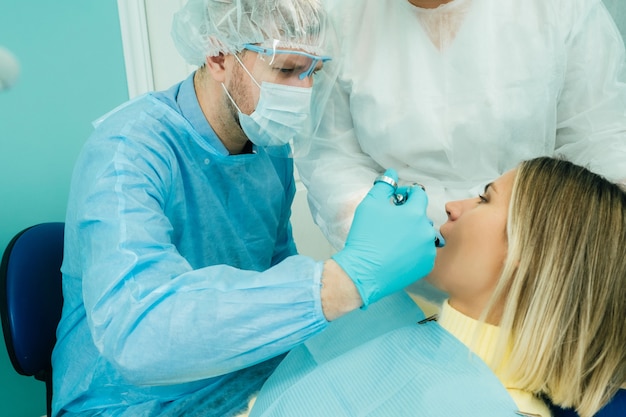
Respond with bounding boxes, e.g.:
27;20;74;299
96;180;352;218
486;157;626;417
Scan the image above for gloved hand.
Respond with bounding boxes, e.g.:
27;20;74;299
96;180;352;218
395;184;445;247
332;169;437;307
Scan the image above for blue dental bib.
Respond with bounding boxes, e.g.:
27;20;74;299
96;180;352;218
251;292;520;416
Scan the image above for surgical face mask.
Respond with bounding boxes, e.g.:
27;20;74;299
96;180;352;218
221;54;313;148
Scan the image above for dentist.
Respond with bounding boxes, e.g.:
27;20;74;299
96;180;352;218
51;1;438;416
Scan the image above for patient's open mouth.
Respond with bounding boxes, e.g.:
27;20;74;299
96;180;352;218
435;229;445;247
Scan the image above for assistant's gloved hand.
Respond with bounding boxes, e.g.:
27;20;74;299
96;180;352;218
332;169;437;308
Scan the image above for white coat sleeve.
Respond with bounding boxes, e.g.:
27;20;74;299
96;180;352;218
296;80;385;250
555;1;626;183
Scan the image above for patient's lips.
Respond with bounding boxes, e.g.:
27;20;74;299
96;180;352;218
435;229;445;247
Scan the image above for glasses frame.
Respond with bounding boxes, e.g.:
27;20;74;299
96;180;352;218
242;44;332;80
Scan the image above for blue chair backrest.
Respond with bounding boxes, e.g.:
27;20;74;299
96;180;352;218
551;389;626;417
0;222;64;379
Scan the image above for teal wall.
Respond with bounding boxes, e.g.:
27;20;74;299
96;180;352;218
0;1;128;416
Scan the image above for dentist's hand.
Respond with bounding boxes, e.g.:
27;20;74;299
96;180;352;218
331;169;437;307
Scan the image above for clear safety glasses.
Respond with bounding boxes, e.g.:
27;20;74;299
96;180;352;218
243;44;332;80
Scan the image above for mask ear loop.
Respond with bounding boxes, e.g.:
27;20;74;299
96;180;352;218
222;52;261;115
233;52;261;89
220;83;243;114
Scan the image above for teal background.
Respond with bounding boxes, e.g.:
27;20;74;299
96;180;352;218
605;0;626;41
0;1;624;417
0;1;128;416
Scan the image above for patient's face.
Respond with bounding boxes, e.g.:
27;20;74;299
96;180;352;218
428;169;516;319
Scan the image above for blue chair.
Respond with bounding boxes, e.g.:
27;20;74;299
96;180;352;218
550;388;626;417
0;222;65;417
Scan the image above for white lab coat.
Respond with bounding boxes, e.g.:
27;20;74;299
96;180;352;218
297;0;626;250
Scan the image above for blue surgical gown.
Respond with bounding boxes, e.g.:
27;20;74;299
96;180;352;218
51;73;328;416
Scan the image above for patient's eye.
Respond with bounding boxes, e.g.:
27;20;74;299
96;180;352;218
478;194;488;204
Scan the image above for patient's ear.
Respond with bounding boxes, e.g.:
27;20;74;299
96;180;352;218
205;54;227;82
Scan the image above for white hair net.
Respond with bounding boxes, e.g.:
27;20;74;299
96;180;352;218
171;0;329;66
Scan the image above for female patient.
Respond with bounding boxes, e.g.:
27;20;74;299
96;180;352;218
249;157;626;417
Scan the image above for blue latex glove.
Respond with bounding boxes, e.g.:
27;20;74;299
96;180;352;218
395;184;445;247
332;169;437;307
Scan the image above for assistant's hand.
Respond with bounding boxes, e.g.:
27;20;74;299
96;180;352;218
331;169;437;307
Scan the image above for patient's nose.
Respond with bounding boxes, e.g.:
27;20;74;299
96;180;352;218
444;201;460;221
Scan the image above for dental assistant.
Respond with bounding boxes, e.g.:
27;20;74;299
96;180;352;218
297;0;626;252
51;1;438;416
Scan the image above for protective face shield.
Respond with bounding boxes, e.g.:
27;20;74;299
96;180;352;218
221;43;336;153
171;0;340;157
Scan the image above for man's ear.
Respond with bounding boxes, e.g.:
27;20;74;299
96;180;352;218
205;53;227;82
